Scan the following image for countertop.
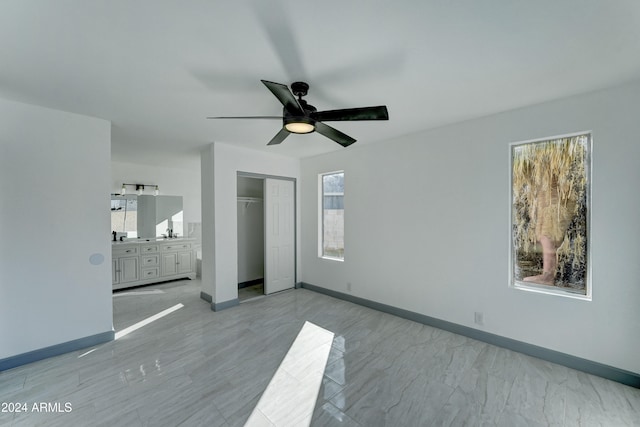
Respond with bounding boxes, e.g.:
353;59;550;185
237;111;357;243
111;237;195;245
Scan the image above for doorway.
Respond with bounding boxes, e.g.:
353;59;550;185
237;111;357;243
237;176;265;301
237;172;296;301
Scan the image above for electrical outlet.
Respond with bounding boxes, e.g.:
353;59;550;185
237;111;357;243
347;282;352;292
474;312;484;325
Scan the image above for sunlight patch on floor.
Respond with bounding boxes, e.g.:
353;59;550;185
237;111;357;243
245;321;335;427
77;348;98;358
114;303;184;340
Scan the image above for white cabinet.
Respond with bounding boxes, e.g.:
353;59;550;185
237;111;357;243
177;250;193;275
160;241;193;277
117;257;140;284
161;252;178;277
140;244;159;254
112;244;140;286
140;244;160;281
112;239;196;290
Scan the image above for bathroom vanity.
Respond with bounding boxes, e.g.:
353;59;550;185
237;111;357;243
112;238;196;290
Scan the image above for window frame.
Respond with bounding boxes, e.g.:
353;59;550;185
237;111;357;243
318;170;345;261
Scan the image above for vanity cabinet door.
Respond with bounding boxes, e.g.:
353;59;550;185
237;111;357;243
161;252;178;277
177;251;193;274
112;259;119;285
113;255;139;285
118;256;140;284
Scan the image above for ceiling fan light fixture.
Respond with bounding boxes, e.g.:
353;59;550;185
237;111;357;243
285;121;315;134
283;115;315;134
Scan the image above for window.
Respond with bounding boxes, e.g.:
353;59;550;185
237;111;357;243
320;171;344;260
510;132;591;299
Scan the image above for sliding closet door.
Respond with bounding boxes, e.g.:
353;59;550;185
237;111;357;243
264;178;295;294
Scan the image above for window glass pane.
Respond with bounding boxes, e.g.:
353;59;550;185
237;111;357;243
322;172;344;259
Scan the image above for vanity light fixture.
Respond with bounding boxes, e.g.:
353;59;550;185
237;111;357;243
120;183;160;196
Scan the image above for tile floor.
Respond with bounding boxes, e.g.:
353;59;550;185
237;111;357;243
1;279;639;426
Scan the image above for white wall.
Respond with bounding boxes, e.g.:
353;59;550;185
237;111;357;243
111;160;201;239
301;80;640;374
201;143;300;304
0;98;112;359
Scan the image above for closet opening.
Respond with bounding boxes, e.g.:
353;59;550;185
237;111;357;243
237;176;265;301
237;171;296;302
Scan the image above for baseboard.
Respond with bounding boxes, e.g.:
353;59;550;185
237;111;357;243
295;282;303;289
238;278;263;289
0;330;115;372
211;298;239;312
202;293;239;312
299;282;640;389
200;291;213;303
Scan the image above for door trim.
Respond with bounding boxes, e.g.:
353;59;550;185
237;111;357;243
237;171;297;287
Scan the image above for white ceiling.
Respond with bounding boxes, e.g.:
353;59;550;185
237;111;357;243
2;1;639;168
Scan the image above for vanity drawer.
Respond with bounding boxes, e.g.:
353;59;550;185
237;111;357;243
141;268;159;280
162;243;192;252
141;244;159;253
113;246;138;256
141;255;159;267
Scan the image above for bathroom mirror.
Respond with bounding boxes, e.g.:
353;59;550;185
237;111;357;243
110;194;183;239
137;195;183;238
111;195;138;238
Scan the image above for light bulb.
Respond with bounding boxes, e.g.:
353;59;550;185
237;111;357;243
285;122;315;134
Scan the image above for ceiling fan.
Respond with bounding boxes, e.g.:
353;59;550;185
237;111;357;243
207;80;389;147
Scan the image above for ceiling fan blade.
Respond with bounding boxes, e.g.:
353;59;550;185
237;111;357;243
315;122;356;147
311;106;389;122
261;80;304;115
207;116;282;120
267;128;290;145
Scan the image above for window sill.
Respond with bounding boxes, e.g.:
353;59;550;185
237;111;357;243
510;281;591;301
320;256;344;262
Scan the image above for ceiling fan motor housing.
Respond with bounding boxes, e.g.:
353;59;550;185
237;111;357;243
290;81;309;97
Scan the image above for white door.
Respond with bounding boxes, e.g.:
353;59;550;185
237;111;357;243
264;178;295;294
